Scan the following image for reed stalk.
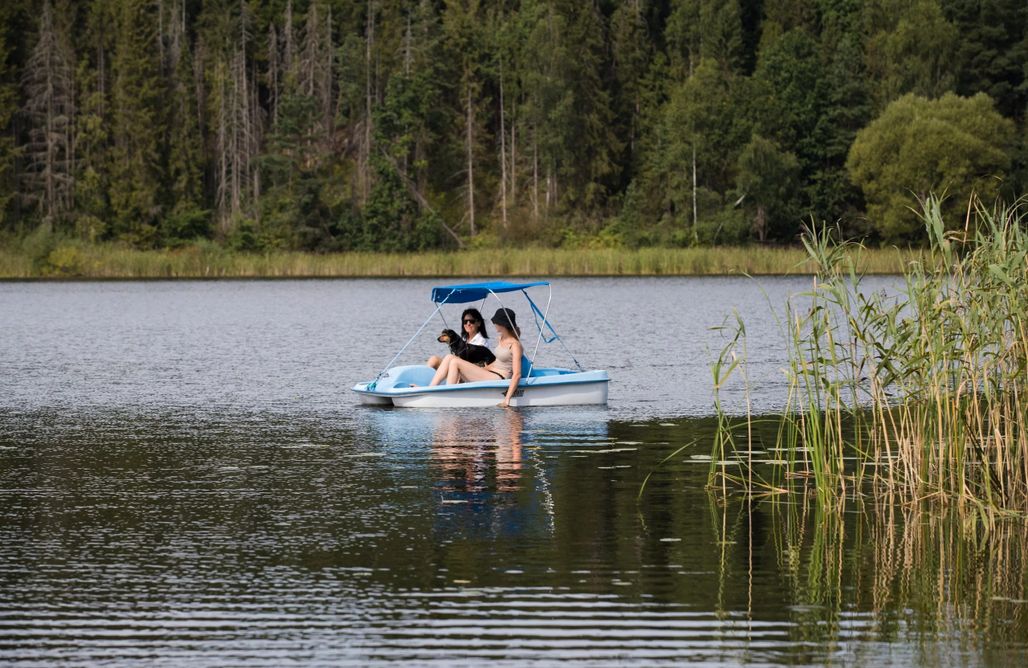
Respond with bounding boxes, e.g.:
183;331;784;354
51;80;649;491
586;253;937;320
759;492;1028;649
712;196;1028;512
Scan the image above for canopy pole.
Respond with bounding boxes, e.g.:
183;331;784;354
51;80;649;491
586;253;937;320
529;285;551;363
368;296;450;389
524;288;583;371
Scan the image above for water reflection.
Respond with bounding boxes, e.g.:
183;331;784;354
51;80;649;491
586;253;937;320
1;407;1027;664
431;409;524;495
427;410;556;547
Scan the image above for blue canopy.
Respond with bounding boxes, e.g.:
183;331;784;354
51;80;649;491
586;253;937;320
431;281;549;304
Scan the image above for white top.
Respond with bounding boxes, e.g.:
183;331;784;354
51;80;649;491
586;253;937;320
468;332;490;348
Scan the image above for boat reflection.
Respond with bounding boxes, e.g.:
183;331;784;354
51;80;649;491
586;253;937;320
428;410;534;541
355;406;610;542
431;409;524;494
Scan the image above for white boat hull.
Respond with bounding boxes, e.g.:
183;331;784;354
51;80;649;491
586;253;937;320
353;366;608;408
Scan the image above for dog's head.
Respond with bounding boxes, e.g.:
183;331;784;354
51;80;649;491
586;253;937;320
438;329;461;345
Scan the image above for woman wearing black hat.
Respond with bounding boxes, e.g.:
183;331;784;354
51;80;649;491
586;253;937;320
430;307;523;407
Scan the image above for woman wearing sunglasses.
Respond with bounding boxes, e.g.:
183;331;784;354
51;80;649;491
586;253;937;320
426;308;490;371
431;307;523;408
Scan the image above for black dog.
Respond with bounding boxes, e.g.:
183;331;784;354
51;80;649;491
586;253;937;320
438;329;496;366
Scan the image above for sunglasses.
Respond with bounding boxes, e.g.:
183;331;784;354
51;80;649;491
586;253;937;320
463;319;478;325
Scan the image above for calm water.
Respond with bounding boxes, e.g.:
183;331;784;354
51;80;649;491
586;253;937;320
1;278;1026;666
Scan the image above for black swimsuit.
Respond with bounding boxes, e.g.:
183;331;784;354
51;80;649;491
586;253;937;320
488;369;506;380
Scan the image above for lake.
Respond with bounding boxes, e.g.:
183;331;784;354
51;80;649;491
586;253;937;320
2;277;1026;666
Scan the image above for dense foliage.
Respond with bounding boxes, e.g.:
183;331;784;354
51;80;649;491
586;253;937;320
0;0;1025;251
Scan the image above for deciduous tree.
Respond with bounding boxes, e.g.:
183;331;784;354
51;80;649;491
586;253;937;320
736;133;800;241
847;92;1015;241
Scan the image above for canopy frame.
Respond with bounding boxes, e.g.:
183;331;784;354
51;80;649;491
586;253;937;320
367;281;580;389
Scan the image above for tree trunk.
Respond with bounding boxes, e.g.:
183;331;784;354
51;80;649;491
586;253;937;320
545;166;552;211
691;142;698;232
755;205;767;242
217;69;228;229
362;0;374;205
498;59;507;229
403;13;411;76
532;134;539;222
380;151;463;248
267;25;279;125
510;115;516;206
283;0;294;74
465;76;475;236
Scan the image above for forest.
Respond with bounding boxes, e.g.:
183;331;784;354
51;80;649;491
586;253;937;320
0;0;1025;253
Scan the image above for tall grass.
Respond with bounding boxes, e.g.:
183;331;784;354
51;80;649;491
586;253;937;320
0;238;917;279
711;196;1028;513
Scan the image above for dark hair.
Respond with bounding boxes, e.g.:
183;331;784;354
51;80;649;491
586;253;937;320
490;307;521;339
460;308;488;340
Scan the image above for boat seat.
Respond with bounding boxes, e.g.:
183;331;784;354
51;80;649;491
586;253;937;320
381;365;436;389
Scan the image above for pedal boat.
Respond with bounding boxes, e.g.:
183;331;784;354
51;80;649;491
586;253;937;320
352;281;609;408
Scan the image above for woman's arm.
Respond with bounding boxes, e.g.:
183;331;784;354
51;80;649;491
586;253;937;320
501;341;523;407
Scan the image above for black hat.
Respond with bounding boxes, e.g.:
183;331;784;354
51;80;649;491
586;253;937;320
490;307;518;329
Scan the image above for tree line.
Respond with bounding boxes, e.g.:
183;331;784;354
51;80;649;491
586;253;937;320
0;0;1025;252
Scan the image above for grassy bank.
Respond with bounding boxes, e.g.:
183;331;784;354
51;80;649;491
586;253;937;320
710;197;1028;514
0;238;920;279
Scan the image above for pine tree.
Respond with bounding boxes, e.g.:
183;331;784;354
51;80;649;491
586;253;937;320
561;0;620;209
443;0;488;236
22;0;76;231
161;0;208;242
610;1;651;170
865;0;958;110
0;4;21;230
71;0;119;241
299;0;334;145
517;0;569;221
665;0;702;78
203;0;261;235
657;59;748;237
941;0;1028;121
810;0;872;233
108;0;162;245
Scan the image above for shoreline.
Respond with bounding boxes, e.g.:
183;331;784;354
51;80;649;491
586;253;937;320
0;244;922;280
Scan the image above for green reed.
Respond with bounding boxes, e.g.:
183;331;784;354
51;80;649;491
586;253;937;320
0;238;917;279
753;492;1028;647
711;196;1028;512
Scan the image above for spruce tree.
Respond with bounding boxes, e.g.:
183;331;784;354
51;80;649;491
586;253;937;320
611;1;652;173
865;0;958;110
941;0;1028;121
562;0;619;210
0;7;21;229
71;0;119;241
162;0;208;243
442;0;487;236
22;0;76;231
108;0;162;245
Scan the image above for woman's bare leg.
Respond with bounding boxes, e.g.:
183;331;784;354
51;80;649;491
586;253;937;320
427;355;442;369
447;358;502;384
428;355;455;386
